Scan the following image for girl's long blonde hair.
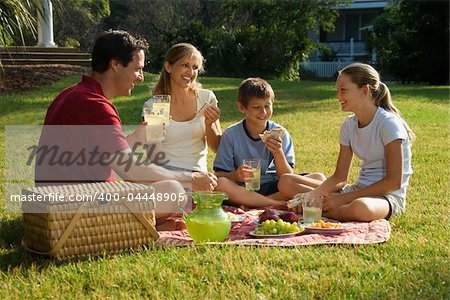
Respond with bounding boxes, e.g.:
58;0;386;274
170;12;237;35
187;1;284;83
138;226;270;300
152;43;204;95
339;63;415;142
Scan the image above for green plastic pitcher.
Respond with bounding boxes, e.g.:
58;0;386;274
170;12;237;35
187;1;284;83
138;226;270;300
184;192;231;242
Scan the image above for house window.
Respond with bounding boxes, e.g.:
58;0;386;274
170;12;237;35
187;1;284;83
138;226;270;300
319;10;382;43
320;17;345;42
345;14;360;41
362;12;377;28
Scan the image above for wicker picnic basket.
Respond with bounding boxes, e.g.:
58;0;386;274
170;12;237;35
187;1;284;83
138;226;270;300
21;181;160;259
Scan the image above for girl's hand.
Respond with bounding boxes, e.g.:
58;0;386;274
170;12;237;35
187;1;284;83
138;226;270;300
235;165;254;183
204;106;221;126
322;193;348;212
265;136;283;156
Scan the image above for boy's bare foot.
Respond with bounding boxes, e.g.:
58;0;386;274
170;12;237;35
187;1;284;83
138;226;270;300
156;218;186;231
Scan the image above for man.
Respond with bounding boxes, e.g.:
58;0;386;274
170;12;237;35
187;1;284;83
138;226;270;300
35;30;216;228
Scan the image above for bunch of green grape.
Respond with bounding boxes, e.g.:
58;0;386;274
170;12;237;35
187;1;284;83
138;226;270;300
254;219;303;235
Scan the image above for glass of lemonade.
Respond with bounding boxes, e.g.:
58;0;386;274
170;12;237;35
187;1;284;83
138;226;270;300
302;196;323;223
152;95;170;124
142;95;170;142
243;159;261;191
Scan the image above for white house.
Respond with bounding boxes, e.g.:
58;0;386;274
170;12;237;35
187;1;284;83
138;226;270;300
301;0;390;78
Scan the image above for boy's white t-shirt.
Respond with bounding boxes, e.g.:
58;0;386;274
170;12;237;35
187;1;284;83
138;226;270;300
161;89;217;172
339;107;412;198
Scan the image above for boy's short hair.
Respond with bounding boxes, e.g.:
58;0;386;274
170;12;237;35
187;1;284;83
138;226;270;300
237;78;274;107
91;29;148;73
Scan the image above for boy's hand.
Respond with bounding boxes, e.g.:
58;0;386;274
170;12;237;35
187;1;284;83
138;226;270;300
204;106;221;126
235;165;255;183
265;136;283;156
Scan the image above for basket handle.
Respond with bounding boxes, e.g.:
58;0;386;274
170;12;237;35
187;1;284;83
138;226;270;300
129;211;160;240
23;201;160;257
22;201;88;257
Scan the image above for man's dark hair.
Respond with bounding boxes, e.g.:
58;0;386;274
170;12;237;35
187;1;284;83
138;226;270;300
91;29;149;73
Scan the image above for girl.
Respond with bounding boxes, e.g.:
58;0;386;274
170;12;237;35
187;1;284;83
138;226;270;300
145;43;222;191
279;63;414;221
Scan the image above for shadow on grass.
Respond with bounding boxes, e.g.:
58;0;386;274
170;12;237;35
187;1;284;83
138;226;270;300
0;75;82;121
0;217;45;271
0;216;158;270
0;98;52;121
390;85;450;103
0;216;100;270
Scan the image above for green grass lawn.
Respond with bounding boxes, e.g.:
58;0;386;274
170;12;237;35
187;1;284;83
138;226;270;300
0;74;449;299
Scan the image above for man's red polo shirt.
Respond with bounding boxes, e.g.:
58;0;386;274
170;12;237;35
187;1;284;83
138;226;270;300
36;75;129;184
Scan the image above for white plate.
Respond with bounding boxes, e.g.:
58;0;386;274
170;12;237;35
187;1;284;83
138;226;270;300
249;230;301;238
227;212;246;223
298;217;332;225
304;224;350;234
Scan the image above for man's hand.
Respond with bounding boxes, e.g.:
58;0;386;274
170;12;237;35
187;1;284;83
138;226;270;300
192;172;218;191
140;121;170;144
127;121;147;147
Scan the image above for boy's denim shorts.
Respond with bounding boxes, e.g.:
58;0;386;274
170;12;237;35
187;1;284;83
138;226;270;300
238;180;279;196
340;183;405;219
163;165;280;196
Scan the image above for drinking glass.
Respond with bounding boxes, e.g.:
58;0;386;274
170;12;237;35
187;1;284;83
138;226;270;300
302;196;323;223
242;159;261;191
142;95;171;142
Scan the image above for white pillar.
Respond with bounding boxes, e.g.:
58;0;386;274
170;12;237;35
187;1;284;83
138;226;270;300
37;0;56;47
350;38;354;60
372;48;377;62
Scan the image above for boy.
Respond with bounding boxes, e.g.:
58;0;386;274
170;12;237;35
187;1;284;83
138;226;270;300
213;78;295;207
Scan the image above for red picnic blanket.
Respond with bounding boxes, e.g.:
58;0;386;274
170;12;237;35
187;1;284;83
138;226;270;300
155;206;391;247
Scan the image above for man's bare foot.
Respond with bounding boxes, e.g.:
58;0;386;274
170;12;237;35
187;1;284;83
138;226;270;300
156;218;186;231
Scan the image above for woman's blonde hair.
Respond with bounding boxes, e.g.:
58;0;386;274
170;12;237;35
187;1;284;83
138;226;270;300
339;63;415;142
153;43;204;95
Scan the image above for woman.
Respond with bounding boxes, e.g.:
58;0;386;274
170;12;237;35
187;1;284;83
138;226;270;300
279;63;414;221
145;43;222;191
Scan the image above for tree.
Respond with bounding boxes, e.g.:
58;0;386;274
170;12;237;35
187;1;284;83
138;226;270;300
368;0;449;85
53;0;110;50
102;0;341;79
0;0;109;50
0;0;42;46
205;0;340;79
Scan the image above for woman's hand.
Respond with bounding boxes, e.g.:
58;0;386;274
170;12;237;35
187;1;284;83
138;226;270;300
192;172;218;191
234;165;254;183
204;106;221;126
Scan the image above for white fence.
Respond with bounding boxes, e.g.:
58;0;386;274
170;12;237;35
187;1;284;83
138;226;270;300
299;61;351;78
